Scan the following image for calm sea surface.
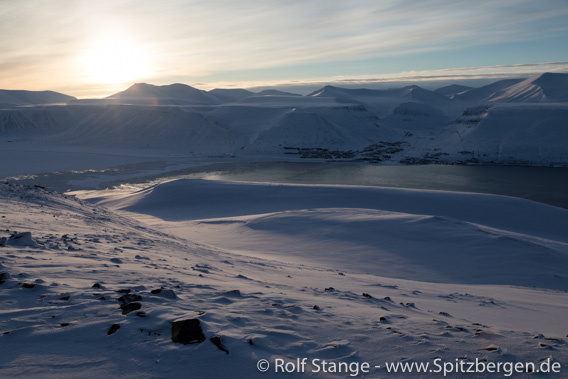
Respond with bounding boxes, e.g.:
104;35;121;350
6;157;568;209
197;162;568;209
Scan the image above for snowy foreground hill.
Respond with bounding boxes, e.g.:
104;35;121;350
1;72;568;166
1;179;567;378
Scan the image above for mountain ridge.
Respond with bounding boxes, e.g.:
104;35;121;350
0;89;76;107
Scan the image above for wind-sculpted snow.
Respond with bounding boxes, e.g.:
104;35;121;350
103;179;568;233
2;179;568;377
99;179;568;286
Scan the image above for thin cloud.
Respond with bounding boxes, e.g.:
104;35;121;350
203;62;568;93
1;0;568;96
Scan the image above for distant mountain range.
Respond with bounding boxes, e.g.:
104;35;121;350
2;72;567;107
1;72;567;166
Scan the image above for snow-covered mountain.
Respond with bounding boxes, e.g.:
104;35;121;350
309;85;451;106
487;72;568;102
104;83;221;106
451;78;525;103
0;89;76;107
433;84;472;97
1;72;567;166
50;105;232;151
256;89;301;97
444;104;568;164
208;88;256;103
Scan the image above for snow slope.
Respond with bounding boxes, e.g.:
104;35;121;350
382;102;451;130
451;79;525;103
93;179;568;286
0;107;81;137
488;73;568;103
444;104;568;165
433;84;473;97
2;180;567;378
48;105;232;152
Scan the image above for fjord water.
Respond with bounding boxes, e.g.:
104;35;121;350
201;162;568;209
5;157;568;209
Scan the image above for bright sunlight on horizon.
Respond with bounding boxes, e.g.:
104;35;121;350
81;34;152;85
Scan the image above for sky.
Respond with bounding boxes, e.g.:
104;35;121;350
1;0;568;98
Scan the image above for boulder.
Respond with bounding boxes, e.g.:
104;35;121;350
6;232;37;247
171;319;206;345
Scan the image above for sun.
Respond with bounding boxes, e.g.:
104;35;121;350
82;36;151;84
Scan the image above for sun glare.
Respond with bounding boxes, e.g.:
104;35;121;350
82;36;151;84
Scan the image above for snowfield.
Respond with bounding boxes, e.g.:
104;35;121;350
1;179;567;378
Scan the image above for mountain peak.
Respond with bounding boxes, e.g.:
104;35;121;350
106;83;219;105
0;89;76;106
489;72;568;102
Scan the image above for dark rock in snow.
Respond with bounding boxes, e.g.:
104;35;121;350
136;311;147;318
171;319;206;345
107;323;120;335
223;289;241;297
120;302;142;315
118;293;142;303
92;283;102;289
210;336;230;354
21;283;35;289
60;295;70;301
6;232;37;247
135;254;150;260
150;288;177;299
0;272;8;284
